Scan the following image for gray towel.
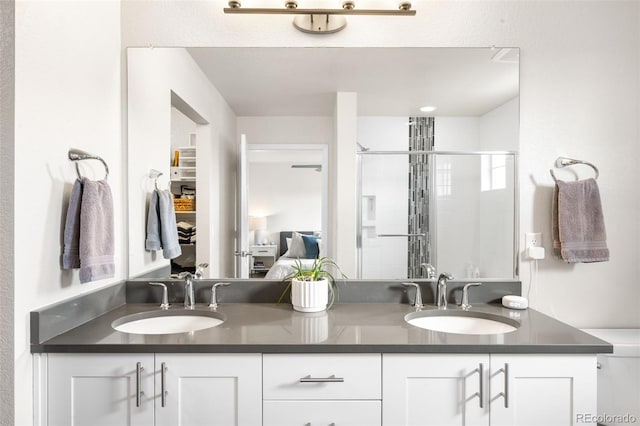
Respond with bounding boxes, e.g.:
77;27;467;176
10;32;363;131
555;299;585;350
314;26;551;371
157;189;182;260
553;178;609;263
145;190;161;251
62;179;83;269
79;179;115;283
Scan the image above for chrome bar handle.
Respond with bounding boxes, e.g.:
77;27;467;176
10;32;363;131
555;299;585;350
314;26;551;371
497;363;510;408
504;363;509;408
478;362;484;409
161;362;167;407
299;374;344;383
135;362;144;407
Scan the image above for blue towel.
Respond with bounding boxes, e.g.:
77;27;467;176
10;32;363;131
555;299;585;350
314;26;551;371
79;179;115;283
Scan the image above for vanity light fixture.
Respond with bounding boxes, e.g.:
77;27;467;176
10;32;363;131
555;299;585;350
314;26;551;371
224;1;416;34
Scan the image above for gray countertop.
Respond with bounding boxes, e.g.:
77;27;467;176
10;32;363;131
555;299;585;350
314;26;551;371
31;302;613;354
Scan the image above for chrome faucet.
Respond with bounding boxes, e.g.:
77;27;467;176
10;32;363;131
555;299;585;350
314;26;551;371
178;272;195;309
209;282;231;309
401;282;424;309
420;263;436;279
460;282;481;310
436;272;454;309
149;282;170;309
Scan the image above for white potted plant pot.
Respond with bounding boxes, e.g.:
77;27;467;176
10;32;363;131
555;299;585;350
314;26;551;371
291;278;329;313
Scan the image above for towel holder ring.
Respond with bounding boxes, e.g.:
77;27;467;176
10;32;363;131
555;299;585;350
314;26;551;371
68;148;109;180
549;157;599;183
149;169;163;190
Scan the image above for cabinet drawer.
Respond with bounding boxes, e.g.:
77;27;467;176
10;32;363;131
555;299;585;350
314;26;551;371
263;354;381;400
263;400;381;426
252;246;276;256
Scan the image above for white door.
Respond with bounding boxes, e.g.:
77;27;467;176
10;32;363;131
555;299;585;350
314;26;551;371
383;354;490;426
235;134;250;278
47;353;154;426
154;353;262;426
489;355;597;426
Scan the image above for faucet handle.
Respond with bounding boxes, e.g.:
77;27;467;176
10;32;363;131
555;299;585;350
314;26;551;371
149;282;170;309
209;282;231;308
178;271;193;280
401;282;424;309
438;272;454;281
420;263;436;279
194;263;209;279
460;282;482;310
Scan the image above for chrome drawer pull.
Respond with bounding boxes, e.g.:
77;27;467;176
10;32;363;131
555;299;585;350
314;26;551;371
496;363;509;408
135;362;144;407
299;374;344;383
478;362;484;409
161;362;167;407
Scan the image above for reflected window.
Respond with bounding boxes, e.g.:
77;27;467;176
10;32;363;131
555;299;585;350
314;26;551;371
481;154;506;191
436;160;452;197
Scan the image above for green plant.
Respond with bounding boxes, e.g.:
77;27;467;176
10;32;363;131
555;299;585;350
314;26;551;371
277;257;347;308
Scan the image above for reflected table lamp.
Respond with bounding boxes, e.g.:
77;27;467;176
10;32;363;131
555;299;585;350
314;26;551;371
249;216;268;245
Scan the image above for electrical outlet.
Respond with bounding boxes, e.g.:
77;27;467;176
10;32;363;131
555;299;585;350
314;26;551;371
524;232;545;260
525;232;542;248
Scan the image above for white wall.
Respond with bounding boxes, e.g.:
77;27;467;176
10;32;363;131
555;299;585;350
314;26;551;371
249;162;322;244
0;0;15;422
14;2;122;424
479;97;519;151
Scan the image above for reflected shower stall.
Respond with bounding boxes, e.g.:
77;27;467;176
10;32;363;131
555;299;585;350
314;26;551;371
357;148;517;280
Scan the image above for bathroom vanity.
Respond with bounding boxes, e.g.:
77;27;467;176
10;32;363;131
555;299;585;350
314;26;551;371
31;280;611;426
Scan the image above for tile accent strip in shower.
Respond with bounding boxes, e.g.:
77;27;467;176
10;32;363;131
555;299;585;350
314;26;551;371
408;117;434;278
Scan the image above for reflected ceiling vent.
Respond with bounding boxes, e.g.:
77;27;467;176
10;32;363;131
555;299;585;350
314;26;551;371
491;48;519;64
291;164;322;172
224;1;416;34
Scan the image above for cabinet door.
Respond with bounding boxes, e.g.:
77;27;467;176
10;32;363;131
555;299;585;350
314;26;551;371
48;353;154;426
383;354;490;426
489;355;597;426
264;400;381;426
155;353;262;426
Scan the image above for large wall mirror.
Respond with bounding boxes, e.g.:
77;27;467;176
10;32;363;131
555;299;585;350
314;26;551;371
127;47;519;281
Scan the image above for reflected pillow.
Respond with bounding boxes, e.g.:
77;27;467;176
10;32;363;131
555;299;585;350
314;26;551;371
301;234;320;259
283;232;306;258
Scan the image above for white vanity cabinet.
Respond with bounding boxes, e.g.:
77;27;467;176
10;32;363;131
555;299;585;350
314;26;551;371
155;354;262;426
383;354;490;426
263;354;382;426
383;354;597;426
47;353;155;426
43;352;596;426
488;355;596;426
45;353;262;426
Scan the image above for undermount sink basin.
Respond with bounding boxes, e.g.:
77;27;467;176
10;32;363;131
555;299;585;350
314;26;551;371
112;310;225;335
405;310;519;335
